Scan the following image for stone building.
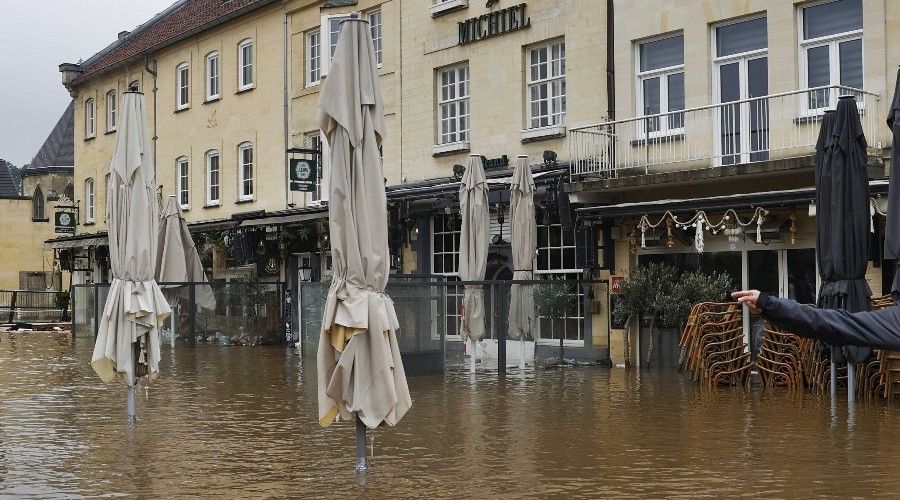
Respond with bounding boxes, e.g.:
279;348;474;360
0;103;74;290
53;0;899;364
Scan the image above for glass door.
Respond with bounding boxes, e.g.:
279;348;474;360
714;17;769;165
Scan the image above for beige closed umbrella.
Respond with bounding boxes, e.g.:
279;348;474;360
316;14;411;470
91;89;171;421
508;155;536;369
157;196;216;346
458;154;489;373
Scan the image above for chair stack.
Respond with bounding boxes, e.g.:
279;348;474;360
869;295;900;402
757;325;804;390
678;302;750;387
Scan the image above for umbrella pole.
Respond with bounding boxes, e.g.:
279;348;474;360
847;362;856;406
127;385;136;422
355;415;368;472
469;338;476;373
519;339;526;371
830;359;837;404
170;300;176;349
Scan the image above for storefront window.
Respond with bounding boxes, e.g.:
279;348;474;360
536;224;583;343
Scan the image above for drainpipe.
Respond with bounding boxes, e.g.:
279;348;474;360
144;54;159;176
283;12;290;208
606;0;615;120
398;0;404;183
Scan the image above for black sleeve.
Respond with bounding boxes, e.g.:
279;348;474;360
759;294;900;351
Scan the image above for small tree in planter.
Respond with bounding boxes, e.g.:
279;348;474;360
613;263;732;369
533;280;578;366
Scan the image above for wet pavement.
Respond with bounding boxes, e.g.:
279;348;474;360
2;332;900;498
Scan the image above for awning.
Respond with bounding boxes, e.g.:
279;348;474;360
239;209;326;228
578;180;889;220
187;219;238;232
44;235;108;249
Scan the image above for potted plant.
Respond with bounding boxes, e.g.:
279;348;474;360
533;279;578;366
54;291;70;322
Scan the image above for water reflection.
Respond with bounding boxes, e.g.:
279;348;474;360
2;333;900;497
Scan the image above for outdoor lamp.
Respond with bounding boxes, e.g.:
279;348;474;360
452;163;466;181
298;264;313;282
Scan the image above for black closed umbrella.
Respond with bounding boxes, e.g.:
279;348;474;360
817;95;872;366
884;68;900;299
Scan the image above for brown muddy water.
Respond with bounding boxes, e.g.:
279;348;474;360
2;332;900;498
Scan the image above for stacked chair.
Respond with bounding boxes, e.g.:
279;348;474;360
757;325;804;390
868;295;900;402
679;302;751;388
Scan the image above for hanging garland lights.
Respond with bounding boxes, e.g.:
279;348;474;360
636;207;769;254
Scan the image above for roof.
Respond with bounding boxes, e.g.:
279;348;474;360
66;0;279;86
0;159;22;198
24;102;74;176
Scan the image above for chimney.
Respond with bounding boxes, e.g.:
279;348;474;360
118;30;130;40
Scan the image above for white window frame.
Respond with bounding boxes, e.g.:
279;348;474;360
176;156;190;209
367;9;383;67
206;150;221;206
797;0;863;114
176;62;190;109
436;64;470;148
105;90;117;132
534;224;584;346
238;38;254;91
635;34;685;138
237;142;254;202
206;51;221;101
431;0;468;16
305;28;321;87
526;39;566;131
84;178;95;223
306;131;329;203
711;15;769;166
85;99;95;138
321;14;351;77
431;213;463;342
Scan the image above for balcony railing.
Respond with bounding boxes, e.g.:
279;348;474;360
569;85;881;179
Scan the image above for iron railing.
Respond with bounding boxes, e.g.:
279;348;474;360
569;85;881;179
0;289;65;323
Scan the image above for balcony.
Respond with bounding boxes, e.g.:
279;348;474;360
569;86;881;181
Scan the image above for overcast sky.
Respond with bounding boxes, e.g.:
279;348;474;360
0;0;175;167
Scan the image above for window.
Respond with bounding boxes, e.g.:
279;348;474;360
238;142;254;201
84;178;95;223
367;9;383;66
437;65;470;146
432;213;464;340
106;90;117;132
637;34;684;135
176;157;190;209
128;80;140;91
238;39;254;90
206;150;220;205
321;14;350;77
85;99;95;138
32;186;45;220
535;224;584;344
431;0;468;16
526;40;566;129
800;0;863;110
63;183;74;202
176;62;190;109
306;29;321;86
206;52;220;100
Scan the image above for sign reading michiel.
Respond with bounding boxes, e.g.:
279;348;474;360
54;211;76;234
289;158;317;192
458;2;530;45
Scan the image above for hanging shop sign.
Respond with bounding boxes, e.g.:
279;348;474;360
54;211;76;234
610;275;624;295
458;2;530;45
481;155;509;170
290;158;317;192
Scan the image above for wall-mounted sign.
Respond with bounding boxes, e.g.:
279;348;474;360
481;155;509;170
458;2;530;45
289;158;317;192
610;275;624;295
54;211;76;234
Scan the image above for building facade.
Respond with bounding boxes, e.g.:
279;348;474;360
55;0;898;364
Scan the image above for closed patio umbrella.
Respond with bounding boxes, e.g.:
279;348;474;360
315;14;411;470
91;89;171;420
508;155;536;369
884;67;900;299
458;154;489;373
157;196;216;346
817;95;872;403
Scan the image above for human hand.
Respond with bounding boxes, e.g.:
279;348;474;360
731;290;762;314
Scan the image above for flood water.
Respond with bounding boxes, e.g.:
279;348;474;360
3;333;900;498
